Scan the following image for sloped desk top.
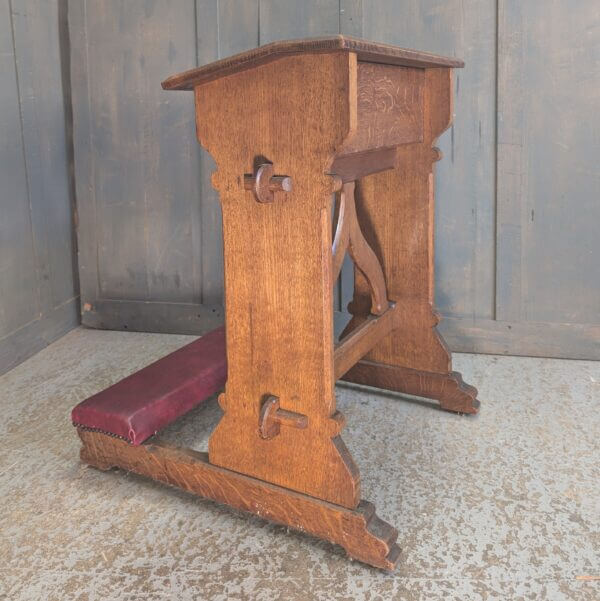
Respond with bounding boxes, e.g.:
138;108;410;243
162;34;464;91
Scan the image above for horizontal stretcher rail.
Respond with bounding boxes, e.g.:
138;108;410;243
334;303;397;380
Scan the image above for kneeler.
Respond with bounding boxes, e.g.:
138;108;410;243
73;36;480;571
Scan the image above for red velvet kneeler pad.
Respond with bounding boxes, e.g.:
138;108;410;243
72;327;227;444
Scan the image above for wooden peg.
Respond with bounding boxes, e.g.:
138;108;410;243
259;395;308;439
244;163;292;203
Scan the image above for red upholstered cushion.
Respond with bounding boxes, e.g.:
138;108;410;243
71;327;227;445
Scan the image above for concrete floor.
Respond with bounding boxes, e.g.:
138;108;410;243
0;327;598;601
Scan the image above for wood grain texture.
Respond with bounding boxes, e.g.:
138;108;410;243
0;298;78;376
81;298;223;335
339;0;363;38
78;429;401;571
346;69;454;374
332;182;388;315
334;304;397;379
0;0;38;338
330;147;397;183
340;68;480;414
335;310;600;361
342;360;479;414
439;317;600;361
259;0;345;310
195;52;361;508
258;395;308;440
495;0;524;322
162;34;464;90
258;0;340;44
342;63;424;154
11;0;78;316
197;0;260;305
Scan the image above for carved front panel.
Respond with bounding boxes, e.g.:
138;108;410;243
343;63;424;155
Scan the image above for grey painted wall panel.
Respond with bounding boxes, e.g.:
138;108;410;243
259;0;340;43
196;0;221;305
362;0;498;322
0;0;39;338
68;0;600;359
82;0;201;303
498;0;600;325
0;0;78;375
12;0;78;312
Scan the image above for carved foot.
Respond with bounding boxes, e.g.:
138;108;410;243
77;429;401;570
341;360;480;414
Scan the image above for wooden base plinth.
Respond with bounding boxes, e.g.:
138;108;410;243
341;360;480;414
78;429;400;570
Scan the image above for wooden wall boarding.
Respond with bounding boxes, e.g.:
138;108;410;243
68;0;600;359
0;0;78;376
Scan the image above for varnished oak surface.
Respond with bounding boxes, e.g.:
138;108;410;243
162;35;464;90
78;429;401;571
148;35;478;569
195;51;361;508
342;63;424;154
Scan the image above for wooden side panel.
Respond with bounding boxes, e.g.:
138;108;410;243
196;1;259;304
258;0;352;313
362;0;497;322
496;0;600;325
197;53;360;507
348;68;454;374
0;0;78;376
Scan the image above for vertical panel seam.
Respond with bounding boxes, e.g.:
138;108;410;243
217;0;221;58
193;0;202;303
492;0;499;321
140;13;150;301
58;0;81;309
81;0;101;302
8;0;43;318
193;0;199;65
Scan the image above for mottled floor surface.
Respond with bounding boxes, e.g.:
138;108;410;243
0;327;598;601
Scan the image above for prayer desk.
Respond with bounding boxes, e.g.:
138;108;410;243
74;36;479;570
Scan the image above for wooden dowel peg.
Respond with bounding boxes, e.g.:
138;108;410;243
259;395;308;439
244;163;292;203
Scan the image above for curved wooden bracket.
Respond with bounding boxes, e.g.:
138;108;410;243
332;181;389;315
